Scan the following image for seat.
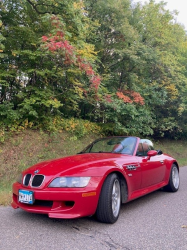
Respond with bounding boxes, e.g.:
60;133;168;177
142;143;149;155
136;143;144;156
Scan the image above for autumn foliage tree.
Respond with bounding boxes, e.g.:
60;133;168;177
85;0;187;137
1;0;187;138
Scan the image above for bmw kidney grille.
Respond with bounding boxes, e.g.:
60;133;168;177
23;174;45;187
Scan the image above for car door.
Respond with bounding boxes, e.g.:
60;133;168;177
140;154;166;188
137;143;166;188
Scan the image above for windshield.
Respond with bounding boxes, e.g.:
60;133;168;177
81;137;137;155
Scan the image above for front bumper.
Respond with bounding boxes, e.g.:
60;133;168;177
11;177;102;219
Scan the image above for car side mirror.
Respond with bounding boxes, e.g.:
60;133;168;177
147;150;158;160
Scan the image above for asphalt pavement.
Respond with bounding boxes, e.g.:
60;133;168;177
0;166;187;250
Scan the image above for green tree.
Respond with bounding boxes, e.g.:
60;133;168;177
85;0;187;137
1;0;187;138
0;0;100;127
84;0;155;135
132;0;187;137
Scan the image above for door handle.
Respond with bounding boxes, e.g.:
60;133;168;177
160;160;164;164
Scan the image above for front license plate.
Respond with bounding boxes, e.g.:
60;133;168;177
19;190;34;204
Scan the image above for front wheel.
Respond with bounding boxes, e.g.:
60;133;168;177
96;173;121;224
164;164;180;192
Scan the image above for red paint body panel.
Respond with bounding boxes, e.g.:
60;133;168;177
11;136;179;219
12;176;102;218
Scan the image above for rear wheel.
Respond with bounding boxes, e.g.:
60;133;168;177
164;164;179;192
96;173;121;224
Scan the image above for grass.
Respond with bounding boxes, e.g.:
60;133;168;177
154;139;187;167
0;130;186;205
0;130;99;205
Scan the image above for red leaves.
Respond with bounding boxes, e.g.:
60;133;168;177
42;17;144;107
90;75;101;90
42;36;48;42
104;94;112;103
116;90;144;105
126;90;145;105
41;16;101;94
42;34;74;59
42;18;75;64
116;92;133;103
79;61;95;76
78;59;101;90
41;16;144;107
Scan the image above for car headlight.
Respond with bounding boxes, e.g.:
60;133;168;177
48;177;90;188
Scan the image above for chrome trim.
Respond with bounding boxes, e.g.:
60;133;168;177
23;174;32;186
23;175;26;185
126;165;137;171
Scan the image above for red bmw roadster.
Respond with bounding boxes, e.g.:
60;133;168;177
12;136;180;223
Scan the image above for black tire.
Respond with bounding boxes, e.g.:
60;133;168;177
96;173;121;224
164;164;180;192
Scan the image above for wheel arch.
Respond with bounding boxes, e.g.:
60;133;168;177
164;161;180;192
173;161;179;171
100;171;128;204
116;171;128;203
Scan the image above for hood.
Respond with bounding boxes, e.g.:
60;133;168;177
23;153;132;177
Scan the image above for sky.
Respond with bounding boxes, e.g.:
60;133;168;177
133;0;187;29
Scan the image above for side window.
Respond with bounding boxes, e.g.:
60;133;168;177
136;143;144;156
136;142;152;156
142;143;150;156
